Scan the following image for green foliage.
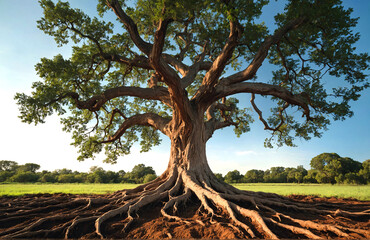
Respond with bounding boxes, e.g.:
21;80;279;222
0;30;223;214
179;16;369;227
40;172;58;183
143;174;157;183
214;173;224;182
244;169;265;183
303;169;319;183
263;167;287;183
38;0;114;47
309;153;365;184
1;155;366;185
0;161;157;184
10;172;39;183
18;163;41;173
58;174;77;183
224;170;243;183
359;160;370;184
264;0;370;147
125;164;157;183
0;160;18;172
0;171;14;182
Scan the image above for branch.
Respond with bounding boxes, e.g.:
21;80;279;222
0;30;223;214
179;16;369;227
162;54;189;76
221;17;307;85
206;102;234;120
106;0;152;55
180;41;210;88
194;20;243;102
101;53;152;70
250;93;290;131
67;22;105;55
149;18;182;88
150;18;173;68
101;113;171;143
214;82;312;120
104;108;127;133
148;18;194;125
204;101;237;140
65;20;153;71
174;20;193;61
205;118;237;140
62;86;170;111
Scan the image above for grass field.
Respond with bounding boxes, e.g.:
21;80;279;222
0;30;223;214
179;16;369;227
234;183;370;201
0;183;140;196
0;183;369;200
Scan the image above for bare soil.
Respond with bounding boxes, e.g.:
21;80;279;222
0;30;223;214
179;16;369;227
0;193;368;239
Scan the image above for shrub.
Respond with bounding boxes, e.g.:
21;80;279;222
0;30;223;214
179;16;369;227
143;174;157;183
10;171;39;182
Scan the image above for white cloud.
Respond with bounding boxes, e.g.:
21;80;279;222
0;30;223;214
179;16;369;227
235;150;258;156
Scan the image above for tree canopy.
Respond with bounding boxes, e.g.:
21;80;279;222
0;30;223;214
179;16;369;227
15;0;369;164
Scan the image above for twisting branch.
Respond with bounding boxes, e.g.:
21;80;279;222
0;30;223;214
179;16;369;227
214;82;312;121
276;41;291;84
205;101;237;140
105;108;127;132
87;112;100;135
181;41;210;88
106;0;152;55
63;19;154;74
151;18;174;67
103;108;128;140
220;17;307;85
174;20;193;61
67;21;105;55
162;54;212;79
68;20;152;72
206;102;234;121
101;54;152;70
149;17;194;125
250;93;289;132
149;18;183;88
59;86;170;112
162;54;189;77
194;19;243;102
101;113;171;143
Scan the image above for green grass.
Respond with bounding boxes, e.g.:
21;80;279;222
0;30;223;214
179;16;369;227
1;183;369;200
0;183;140;196
234;183;370;201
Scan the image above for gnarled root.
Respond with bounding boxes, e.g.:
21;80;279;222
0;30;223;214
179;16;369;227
0;170;369;239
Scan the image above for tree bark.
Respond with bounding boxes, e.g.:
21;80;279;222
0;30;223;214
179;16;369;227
164;107;215;180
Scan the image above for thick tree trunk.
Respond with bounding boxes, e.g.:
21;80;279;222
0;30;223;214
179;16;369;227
167;117;211;174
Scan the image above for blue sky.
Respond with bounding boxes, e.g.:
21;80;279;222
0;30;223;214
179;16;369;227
0;1;369;175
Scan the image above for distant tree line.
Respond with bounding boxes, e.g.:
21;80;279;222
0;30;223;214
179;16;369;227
0;162;156;184
215;153;369;185
1;153;368;184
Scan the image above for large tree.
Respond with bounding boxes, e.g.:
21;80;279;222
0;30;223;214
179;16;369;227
9;0;369;238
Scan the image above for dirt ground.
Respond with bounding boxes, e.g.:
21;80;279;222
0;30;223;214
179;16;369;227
0;193;369;239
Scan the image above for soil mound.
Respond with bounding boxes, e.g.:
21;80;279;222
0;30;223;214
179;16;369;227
0;194;370;239
0;193;369;239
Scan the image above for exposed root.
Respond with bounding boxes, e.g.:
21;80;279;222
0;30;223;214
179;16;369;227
280;213;350;237
0;170;368;239
95;198;138;238
65;216;98;238
333;208;370;217
267;217;322;239
161;188;191;222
